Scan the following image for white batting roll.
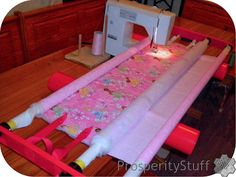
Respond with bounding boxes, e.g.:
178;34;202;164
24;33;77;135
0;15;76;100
12;103;42;129
123;160;146;177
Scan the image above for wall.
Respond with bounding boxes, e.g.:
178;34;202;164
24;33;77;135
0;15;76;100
141;0;183;16
0;0;106;73
7;0;62;16
182;0;234;32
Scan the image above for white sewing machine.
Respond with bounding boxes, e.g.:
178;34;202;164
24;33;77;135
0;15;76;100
104;0;176;56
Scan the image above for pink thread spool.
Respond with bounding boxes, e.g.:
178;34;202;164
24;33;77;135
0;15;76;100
92;31;103;56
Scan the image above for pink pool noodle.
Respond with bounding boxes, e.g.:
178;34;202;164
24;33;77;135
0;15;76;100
165;123;200;155
213;63;229;80
48;72;75;92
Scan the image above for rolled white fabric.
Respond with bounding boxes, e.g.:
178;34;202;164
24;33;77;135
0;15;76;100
167;35;180;45
186;39;196;49
123;160;146;177
78;143;102;168
11;103;43;129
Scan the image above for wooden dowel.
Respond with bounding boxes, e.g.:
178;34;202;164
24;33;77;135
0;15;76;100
78;34;82;55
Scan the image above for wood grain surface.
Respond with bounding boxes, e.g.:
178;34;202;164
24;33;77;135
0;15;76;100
0;17;235;176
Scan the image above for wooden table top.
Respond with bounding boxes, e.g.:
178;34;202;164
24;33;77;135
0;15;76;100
0;17;235;176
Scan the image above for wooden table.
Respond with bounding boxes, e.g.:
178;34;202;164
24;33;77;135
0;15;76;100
0;18;235;176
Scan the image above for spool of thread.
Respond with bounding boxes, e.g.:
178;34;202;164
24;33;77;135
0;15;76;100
165;123;200;155
48;72;75;92
92;31;103;56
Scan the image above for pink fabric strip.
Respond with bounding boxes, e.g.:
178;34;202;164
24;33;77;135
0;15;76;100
0;127;85;176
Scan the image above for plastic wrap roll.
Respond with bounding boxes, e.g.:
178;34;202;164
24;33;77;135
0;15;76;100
92;39;209;154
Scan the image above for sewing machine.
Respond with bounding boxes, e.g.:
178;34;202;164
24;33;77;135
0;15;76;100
104;0;176;56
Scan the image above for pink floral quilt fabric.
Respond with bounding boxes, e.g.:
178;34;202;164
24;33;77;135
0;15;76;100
41;43;187;143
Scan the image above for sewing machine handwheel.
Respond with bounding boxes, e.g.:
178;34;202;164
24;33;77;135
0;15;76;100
59;162;83;176
0;122;11;136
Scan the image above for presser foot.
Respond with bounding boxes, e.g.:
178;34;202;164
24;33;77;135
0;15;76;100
151;44;159;53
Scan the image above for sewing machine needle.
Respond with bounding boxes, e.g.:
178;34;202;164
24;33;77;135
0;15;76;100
150;35;154;48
